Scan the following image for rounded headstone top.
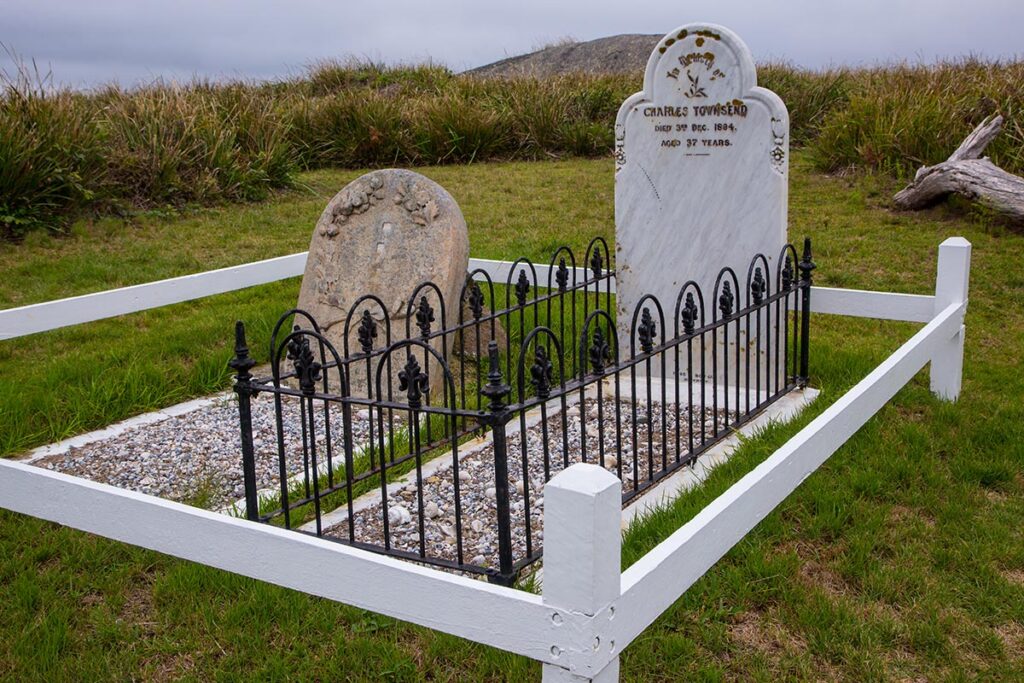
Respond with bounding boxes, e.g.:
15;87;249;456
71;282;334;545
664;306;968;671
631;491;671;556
644;23;758;102
315;168;463;240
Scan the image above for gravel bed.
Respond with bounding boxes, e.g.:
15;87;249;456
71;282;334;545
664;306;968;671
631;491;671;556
34;394;379;510
329;398;733;571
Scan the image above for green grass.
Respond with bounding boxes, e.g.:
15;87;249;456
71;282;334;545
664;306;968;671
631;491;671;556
1;153;1022;680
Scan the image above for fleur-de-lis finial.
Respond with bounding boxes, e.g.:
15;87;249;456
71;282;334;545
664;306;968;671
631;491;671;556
397;353;429;409
530;344;553;399
782;255;794;291
555;257;569;292
588;326;611;374
467;281;484;320
751;267;766;305
515;270;530;307
718;281;734;319
286;327;322;395
357;309;377;354
681;293;698;335
589;249;603;280
415;296;435;339
638;307;657;354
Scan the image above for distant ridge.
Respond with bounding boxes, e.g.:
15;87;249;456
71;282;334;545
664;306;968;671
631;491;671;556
465;34;660;78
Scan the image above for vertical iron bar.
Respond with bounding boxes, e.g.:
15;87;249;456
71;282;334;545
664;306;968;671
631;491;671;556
687;336;694;457
299;399;310;498
305;396;322;535
341;399;356;543
273;394;290;529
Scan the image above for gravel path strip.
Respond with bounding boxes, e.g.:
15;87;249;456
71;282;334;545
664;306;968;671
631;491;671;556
33;394;378;510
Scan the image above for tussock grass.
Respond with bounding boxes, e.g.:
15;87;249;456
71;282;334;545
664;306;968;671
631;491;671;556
3;57;1024;238
812;59;1024;179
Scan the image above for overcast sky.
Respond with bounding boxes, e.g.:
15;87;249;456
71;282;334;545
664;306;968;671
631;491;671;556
2;0;1021;89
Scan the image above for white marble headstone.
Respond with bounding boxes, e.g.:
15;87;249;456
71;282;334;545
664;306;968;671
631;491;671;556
615;23;788;387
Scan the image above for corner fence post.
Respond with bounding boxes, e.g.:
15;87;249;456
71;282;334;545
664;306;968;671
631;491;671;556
480;341;516;586
930;237;972;401
542;464;622;683
228;321;260;522
797;237;816;386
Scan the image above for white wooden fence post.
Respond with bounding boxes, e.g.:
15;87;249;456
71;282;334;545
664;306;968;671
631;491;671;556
930;237;971;401
541;464;622;682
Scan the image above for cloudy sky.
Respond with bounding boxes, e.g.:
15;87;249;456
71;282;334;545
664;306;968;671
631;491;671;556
2;0;1021;89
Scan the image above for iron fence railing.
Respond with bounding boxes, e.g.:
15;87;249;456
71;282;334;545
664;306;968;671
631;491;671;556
229;238;815;585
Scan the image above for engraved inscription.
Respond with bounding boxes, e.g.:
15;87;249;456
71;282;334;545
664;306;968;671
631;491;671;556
641;100;747;156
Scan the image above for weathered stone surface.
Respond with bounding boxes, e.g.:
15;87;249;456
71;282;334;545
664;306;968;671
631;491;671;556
614;23;788;390
297;169;469;397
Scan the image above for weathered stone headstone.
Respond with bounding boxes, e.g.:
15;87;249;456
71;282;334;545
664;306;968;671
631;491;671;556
297;169;469;397
614;23;788;388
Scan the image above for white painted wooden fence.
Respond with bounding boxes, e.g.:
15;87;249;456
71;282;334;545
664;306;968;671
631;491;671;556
0;237;971;680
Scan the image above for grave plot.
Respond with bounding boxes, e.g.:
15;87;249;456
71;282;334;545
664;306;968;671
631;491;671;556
230;164;813;583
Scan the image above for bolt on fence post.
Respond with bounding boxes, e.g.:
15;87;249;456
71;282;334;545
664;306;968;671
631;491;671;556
930;237;972;401
797;237;816;387
542;463;622;683
480;340;516;586
228;321;260;522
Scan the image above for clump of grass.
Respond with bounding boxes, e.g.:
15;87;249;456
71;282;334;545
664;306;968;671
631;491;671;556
810;59;1024;178
758;63;853;145
98;83;294;205
0;66;104;238
302;58;452;96
409;92;510;163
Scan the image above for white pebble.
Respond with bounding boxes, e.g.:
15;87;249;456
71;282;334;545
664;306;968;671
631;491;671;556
388;505;411;526
424;501;441;519
470;554;486;565
485;487;496;499
514;480;524;495
458;470;472;482
471;519;484;533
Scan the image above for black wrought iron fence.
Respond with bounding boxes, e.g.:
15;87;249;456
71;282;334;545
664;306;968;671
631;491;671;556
229;238;815;585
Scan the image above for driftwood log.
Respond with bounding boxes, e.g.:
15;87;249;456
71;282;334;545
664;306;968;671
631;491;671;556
894;114;1024;222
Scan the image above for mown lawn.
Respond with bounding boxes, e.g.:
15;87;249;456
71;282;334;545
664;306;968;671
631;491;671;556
0;153;1022;681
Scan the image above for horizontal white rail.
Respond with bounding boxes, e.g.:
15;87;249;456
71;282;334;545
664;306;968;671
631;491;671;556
0;253;308;340
611;300;965;648
810;286;934;323
1;253;937;341
0;458;580;664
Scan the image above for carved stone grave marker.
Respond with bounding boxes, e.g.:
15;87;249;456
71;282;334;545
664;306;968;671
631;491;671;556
297;169;469;397
615;23;788;391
